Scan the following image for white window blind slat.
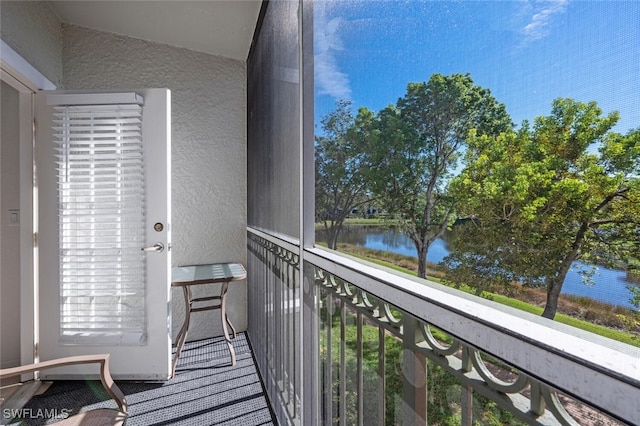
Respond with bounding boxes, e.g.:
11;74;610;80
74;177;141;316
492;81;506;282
53;119;142;126
56;160;143;167
53;100;147;345
54;142;139;147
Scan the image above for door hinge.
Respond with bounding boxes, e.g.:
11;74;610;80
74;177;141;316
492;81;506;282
33;232;38;247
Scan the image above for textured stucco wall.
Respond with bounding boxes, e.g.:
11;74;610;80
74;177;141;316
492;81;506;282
61;25;248;341
0;1;63;87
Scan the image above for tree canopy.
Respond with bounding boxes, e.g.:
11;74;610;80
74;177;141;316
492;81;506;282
362;73;513;278
316;99;372;249
449;98;640;318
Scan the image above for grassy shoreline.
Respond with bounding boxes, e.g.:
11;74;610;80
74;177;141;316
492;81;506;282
321;240;639;347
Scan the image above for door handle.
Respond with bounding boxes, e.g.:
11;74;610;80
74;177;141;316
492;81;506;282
142;243;164;252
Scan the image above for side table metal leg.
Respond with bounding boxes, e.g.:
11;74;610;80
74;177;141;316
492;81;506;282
171;286;192;377
225;314;237;339
220;281;236;365
223;283;236;339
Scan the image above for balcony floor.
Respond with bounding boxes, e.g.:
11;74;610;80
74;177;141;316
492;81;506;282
13;333;276;425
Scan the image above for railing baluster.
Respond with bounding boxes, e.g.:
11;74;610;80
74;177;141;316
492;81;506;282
326;292;333;424
357;312;364;426
378;326;385;426
282;255;290;411
283;256;289;412
402;316;427;424
303;263;319;426
267;246;273;373
292;261;299;418
339;298;346;426
460;346;474;426
276;256;283;399
461;383;473;426
530;380;545;417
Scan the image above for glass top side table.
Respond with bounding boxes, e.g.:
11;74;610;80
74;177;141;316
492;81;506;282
170;262;247;377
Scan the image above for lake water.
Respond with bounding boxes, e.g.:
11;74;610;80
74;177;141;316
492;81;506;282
321;225;639;310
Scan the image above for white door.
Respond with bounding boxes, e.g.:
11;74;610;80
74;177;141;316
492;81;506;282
35;89;172;380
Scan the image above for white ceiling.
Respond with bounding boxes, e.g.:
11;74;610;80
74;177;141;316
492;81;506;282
48;1;262;61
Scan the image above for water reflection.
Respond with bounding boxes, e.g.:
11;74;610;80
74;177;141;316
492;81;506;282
318;225;638;310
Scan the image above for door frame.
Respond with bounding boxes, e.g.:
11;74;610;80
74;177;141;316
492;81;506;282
0;40;55;369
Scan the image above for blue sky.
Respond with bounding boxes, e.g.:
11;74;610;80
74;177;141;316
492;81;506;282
314;0;640;135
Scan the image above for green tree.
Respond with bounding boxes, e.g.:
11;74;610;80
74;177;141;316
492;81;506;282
316;100;372;249
451;98;640;319
363;74;512;278
441;222;520;296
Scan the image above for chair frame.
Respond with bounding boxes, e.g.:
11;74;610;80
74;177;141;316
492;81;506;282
0;354;127;425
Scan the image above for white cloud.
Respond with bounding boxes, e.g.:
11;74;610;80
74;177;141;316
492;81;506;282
315;15;352;100
521;0;569;44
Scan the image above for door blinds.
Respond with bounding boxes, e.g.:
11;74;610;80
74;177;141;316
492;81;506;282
52;95;147;345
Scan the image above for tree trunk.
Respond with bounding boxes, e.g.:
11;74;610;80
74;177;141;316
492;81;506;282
325;217;347;250
542;251;578;319
541;276;564;319
416;244;429;279
542;223;588;319
332;226;342;250
324;223;338;250
328;229;339;250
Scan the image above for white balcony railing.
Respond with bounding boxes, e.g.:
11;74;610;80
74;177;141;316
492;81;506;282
247;227;639;426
